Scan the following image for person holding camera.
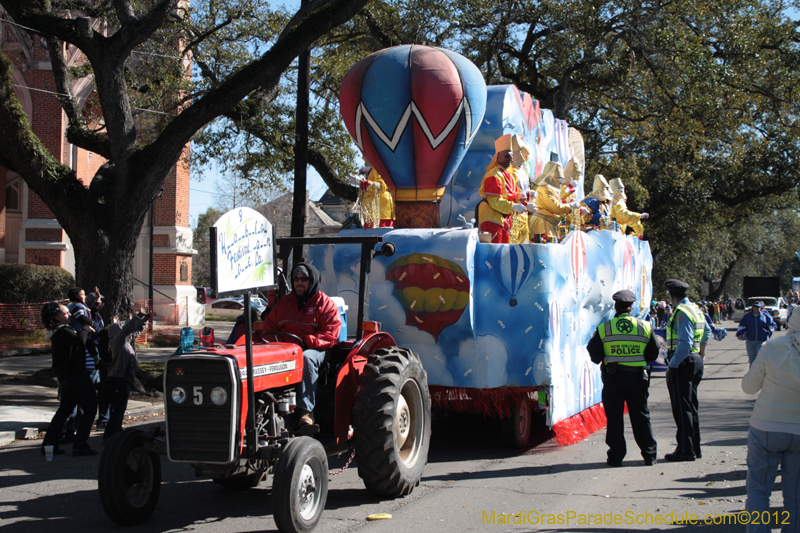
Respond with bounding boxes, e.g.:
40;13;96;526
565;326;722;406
102;308;150;443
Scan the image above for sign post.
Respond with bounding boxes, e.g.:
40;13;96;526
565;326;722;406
210;207;277;455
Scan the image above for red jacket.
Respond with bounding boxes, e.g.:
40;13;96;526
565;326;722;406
262;291;341;351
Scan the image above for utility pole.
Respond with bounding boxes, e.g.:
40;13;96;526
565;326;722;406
290;0;311;266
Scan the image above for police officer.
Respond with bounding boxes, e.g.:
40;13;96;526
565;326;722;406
664;279;709;462
588;290;661;466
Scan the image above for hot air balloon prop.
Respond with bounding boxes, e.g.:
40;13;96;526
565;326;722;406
340;45;487;228
385;253;470;341
492;244;534;306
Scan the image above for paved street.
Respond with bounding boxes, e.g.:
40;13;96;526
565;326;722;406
0;321;776;532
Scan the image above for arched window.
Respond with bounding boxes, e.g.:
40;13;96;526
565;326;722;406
5;178;20;213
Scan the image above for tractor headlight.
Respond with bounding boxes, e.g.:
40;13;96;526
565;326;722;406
172;387;186;404
210;387;228;406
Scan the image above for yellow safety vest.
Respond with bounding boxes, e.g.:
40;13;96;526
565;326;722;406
597;313;652;367
666;302;705;353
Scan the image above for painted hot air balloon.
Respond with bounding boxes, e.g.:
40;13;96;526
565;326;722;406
339;45;487;228
386;253;470;342
492;244;534;306
568;230;587;299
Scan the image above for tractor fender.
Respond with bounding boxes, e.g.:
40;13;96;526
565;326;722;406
333;332;397;446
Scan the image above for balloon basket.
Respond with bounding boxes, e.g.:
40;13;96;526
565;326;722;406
395;201;440;229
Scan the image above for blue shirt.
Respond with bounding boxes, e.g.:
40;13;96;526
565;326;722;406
669;298;710;369
737;311;774;342
582;198;604;226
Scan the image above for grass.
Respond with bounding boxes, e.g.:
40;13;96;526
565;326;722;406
139;361;164;374
205;314;238;322
0;329;47;348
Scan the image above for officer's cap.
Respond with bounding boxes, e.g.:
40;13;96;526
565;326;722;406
665;279;689;297
612;290;636;305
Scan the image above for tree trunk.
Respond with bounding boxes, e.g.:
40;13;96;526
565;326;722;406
69;204;148;322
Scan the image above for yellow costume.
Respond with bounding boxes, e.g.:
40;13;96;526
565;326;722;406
584;174;612;202
609;178;644;236
509;166;530;243
529;162;573;238
559;157;583;202
358;168;395;228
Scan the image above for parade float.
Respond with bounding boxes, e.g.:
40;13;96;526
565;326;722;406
309;45;653;447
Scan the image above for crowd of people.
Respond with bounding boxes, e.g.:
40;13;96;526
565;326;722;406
477;134;649;244
40;288;150;457
348;133;650;243
592;280;800;531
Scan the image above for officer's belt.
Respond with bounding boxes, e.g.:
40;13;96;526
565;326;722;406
603;364;644;373
533;212;559;225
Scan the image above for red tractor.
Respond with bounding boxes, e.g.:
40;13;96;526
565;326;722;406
98;236;431;533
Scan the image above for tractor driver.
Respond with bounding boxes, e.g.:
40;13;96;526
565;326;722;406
262;263;341;428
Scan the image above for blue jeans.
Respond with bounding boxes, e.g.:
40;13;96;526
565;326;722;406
746;341;766;366
746;427;800;533
299;349;330;411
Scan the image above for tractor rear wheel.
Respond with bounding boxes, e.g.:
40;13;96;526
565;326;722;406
353;346;431;498
272;437;328;533
98;429;161;525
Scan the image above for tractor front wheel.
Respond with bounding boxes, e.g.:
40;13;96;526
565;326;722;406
98;429;161;525
353;346;431;498
272;437;328;533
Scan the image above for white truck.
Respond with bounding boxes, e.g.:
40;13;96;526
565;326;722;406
731;276;788;330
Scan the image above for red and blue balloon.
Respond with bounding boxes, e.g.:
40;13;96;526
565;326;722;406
339;45;487;202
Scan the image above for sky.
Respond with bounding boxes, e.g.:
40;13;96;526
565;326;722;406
188;0;328;229
189;164;329;228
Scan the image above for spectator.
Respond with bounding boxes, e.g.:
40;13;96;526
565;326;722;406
39;302;98;456
737;301;775;366
741;309;800;532
700;306;725;360
86;290;109;428
103;309;150;443
660;306;673;328
226;307;262;345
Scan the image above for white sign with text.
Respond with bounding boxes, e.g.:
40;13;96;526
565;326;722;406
213;207;275;294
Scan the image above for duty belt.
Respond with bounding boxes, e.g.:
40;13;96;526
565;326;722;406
533;212;559;225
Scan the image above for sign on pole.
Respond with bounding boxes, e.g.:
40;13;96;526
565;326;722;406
210;207;277;296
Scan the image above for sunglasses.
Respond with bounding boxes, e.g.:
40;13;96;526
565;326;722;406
293;276;310;282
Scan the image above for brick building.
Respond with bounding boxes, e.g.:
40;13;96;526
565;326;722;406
0;21;200;323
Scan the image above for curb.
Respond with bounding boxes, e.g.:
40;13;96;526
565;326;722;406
125;403;164;420
0;403;165;447
0;347;50;358
0;426;46;446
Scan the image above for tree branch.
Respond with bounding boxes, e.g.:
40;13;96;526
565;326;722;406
137;0;369;183
0;51;89;226
46;36;112;158
308;147;357;201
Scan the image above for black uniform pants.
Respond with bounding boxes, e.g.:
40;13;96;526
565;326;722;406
666;353;703;457
601;368;657;463
43;373;97;450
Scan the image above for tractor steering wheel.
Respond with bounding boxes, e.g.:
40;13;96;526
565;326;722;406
261;331;308;350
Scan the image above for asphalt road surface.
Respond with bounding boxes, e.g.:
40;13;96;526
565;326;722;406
0;324;768;532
